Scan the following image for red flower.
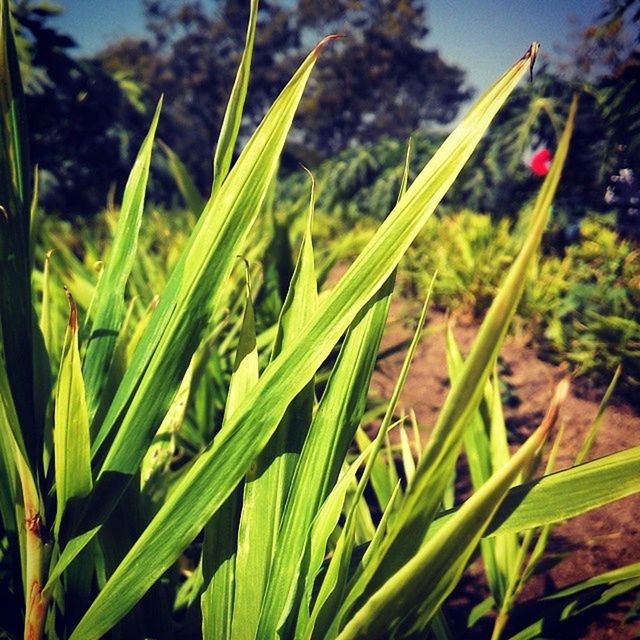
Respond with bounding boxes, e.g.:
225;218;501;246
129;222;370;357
530;148;552;176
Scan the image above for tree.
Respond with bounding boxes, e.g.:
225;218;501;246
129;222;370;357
447;0;640;230
11;1;146;214
99;0;472;190
557;0;640;169
290;0;472;157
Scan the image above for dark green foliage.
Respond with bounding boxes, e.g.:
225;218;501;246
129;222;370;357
534;218;640;394
279;135;444;221
450;72;612;229
11;1;147;214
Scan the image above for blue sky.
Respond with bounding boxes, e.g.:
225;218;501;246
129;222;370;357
56;0;604;96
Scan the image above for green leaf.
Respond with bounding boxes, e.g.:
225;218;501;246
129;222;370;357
485;367;519;605
0;0;39;468
83;99;162;424
39;250;55;358
211;0;258;198
295;447;373;637
354;426;395;512
0;317;42;606
508;563;640;640
61;38;335;638
54;291;92;537
233;173;318;640
428;445;640;540
202;269;259;639
64;44;536;639
29;164;38;272
574;364;620;465
139;357;195;499
159;141;205;216
310;280;435;640
399;424;416;483
256;275;393;638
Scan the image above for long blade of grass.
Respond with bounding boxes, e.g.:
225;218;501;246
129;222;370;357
486;367;519;605
427;444;640;539
0;320;45;637
261;142;408;635
202;272;259;639
0;321;38;521
39;250;55;357
63;46;536;639
489;423;567;640
53;292;92;537
293;446;372;633
52;37;334;629
309;281;435;640
159;140;205;215
508;367;623;607
444;325;491;488
232;174;318;639
448;335;515;606
341;87;575;618
354;426;395;511
256;276;393;638
211;0;258;198
0;0;38;467
508;563;640;640
83;99;162;424
574;364;621;465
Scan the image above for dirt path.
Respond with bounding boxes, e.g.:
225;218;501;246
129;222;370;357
370;299;640;638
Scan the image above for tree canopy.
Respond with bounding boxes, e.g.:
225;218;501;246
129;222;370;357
98;0;472;190
12;1;146;213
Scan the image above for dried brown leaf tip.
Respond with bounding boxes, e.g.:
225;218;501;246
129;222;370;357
540;377;570;438
522;41;541;82
313;34;346;57
64;286;78;332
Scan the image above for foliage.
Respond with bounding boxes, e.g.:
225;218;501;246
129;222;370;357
560;0;640;169
1;4;639;640
10;1;147;214
308;207;640;397
278;72;614;228
99;0;471;187
405;210;640;395
532;217;640;392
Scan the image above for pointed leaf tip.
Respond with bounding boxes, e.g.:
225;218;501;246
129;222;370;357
313;34;346;56
64;286;78;332
539;377;570;441
300;163;316;192
522;41;541;81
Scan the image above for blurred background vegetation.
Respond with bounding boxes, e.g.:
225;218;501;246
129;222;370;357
12;0;640;398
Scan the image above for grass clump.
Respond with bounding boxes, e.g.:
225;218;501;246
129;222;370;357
0;3;638;640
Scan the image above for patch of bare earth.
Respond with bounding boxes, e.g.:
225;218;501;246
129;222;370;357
370;299;640;639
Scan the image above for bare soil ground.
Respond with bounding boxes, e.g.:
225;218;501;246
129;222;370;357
370;298;640;639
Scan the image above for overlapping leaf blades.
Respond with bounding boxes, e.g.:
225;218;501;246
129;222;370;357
0;1;638;637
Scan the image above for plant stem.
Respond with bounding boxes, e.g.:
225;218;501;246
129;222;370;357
490;608;509;640
17;455;50;640
24;510;50;640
